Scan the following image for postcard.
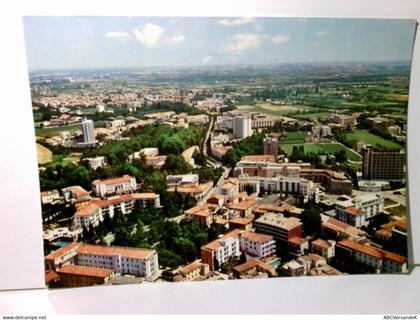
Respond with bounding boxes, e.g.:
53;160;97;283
23;17;416;288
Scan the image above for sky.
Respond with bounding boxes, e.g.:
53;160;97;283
23;17;417;71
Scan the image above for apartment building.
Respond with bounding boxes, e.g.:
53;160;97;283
45;242;159;280
362;145;405;181
201;229;242;271
92;175;137;198
311;239;336;261
336;239;407;273
254;212;303;248
184;204;219;227
239;231;276;259
73;193;160;229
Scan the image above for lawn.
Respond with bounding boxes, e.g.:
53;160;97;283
346;130;402;149
35;124;81;137
386;205;406;217
281;131;305;144
280;142;362;162
384;198;398;207
236;103;313;117
290;112;331;121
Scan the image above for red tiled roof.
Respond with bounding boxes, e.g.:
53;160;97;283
345;207;365;215
241;231;273;243
44;242;80;261
92;175;134;186
77;244;155;260
57;264;114;278
289;237;307;245
312;239;331;249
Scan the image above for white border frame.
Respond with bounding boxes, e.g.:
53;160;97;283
0;0;419;314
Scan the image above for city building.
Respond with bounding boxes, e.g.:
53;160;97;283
92;175;137;198
166;174;199;188
173;261;205;282
61;186;91;203
167;181;213;202
335;194;384;225
80;118;96;146
85;156;106;170
73;193;160;229
56;264;114;288
362;145;405;181
336;239;407;273
263;136;279;159
311;239;336;261
201;229;242;271
105;119;125;129
233;116;252;139
184;204;219;227
45;242;159;280
239;231;276;259
321;215;367;241
233;259;277;278
253;212;303;248
40;190;61;205
288;237;309;255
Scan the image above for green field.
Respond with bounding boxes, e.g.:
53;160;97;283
346;130;402;149
35;124;81;137
281;131;305;144
290;112;331;121
280;142;362;162
386;205;406;217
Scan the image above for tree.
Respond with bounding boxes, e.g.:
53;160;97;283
162;155;193;174
301;205;322;236
335;150;347;162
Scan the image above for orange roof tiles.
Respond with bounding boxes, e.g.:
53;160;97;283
241;231;273;243
44;242;80;261
229;199;257;211
241;155;276;162
92;175;134;186
202;229;242;251
178;261;201;275
45;270;59;283
74;203;100;217
289;237;307;245
338;239;407;263
312;239;331;249
345;207;365;215
57;264;114;278
77;244;155;260
229;217;254;225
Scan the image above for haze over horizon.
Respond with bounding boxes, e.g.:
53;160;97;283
23;17;417;71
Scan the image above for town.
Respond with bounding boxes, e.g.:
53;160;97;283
34;63;409;288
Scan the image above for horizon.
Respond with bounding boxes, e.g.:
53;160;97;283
28;59;413;75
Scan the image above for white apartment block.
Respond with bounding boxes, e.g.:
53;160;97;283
92;175;137;198
201;230;242;270
45;243;159;280
233;116;252;139
74;193;160;229
335;194;384;225
239;231;276;259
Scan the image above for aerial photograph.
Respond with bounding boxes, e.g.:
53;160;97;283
23;17;415;288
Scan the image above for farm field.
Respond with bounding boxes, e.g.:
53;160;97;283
290;112;331;121
280;142;362;162
346;130;402;149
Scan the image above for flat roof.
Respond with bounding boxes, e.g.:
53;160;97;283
255;212;302;231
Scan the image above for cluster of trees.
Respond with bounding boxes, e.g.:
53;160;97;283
289;145;323;167
222;134;264;167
